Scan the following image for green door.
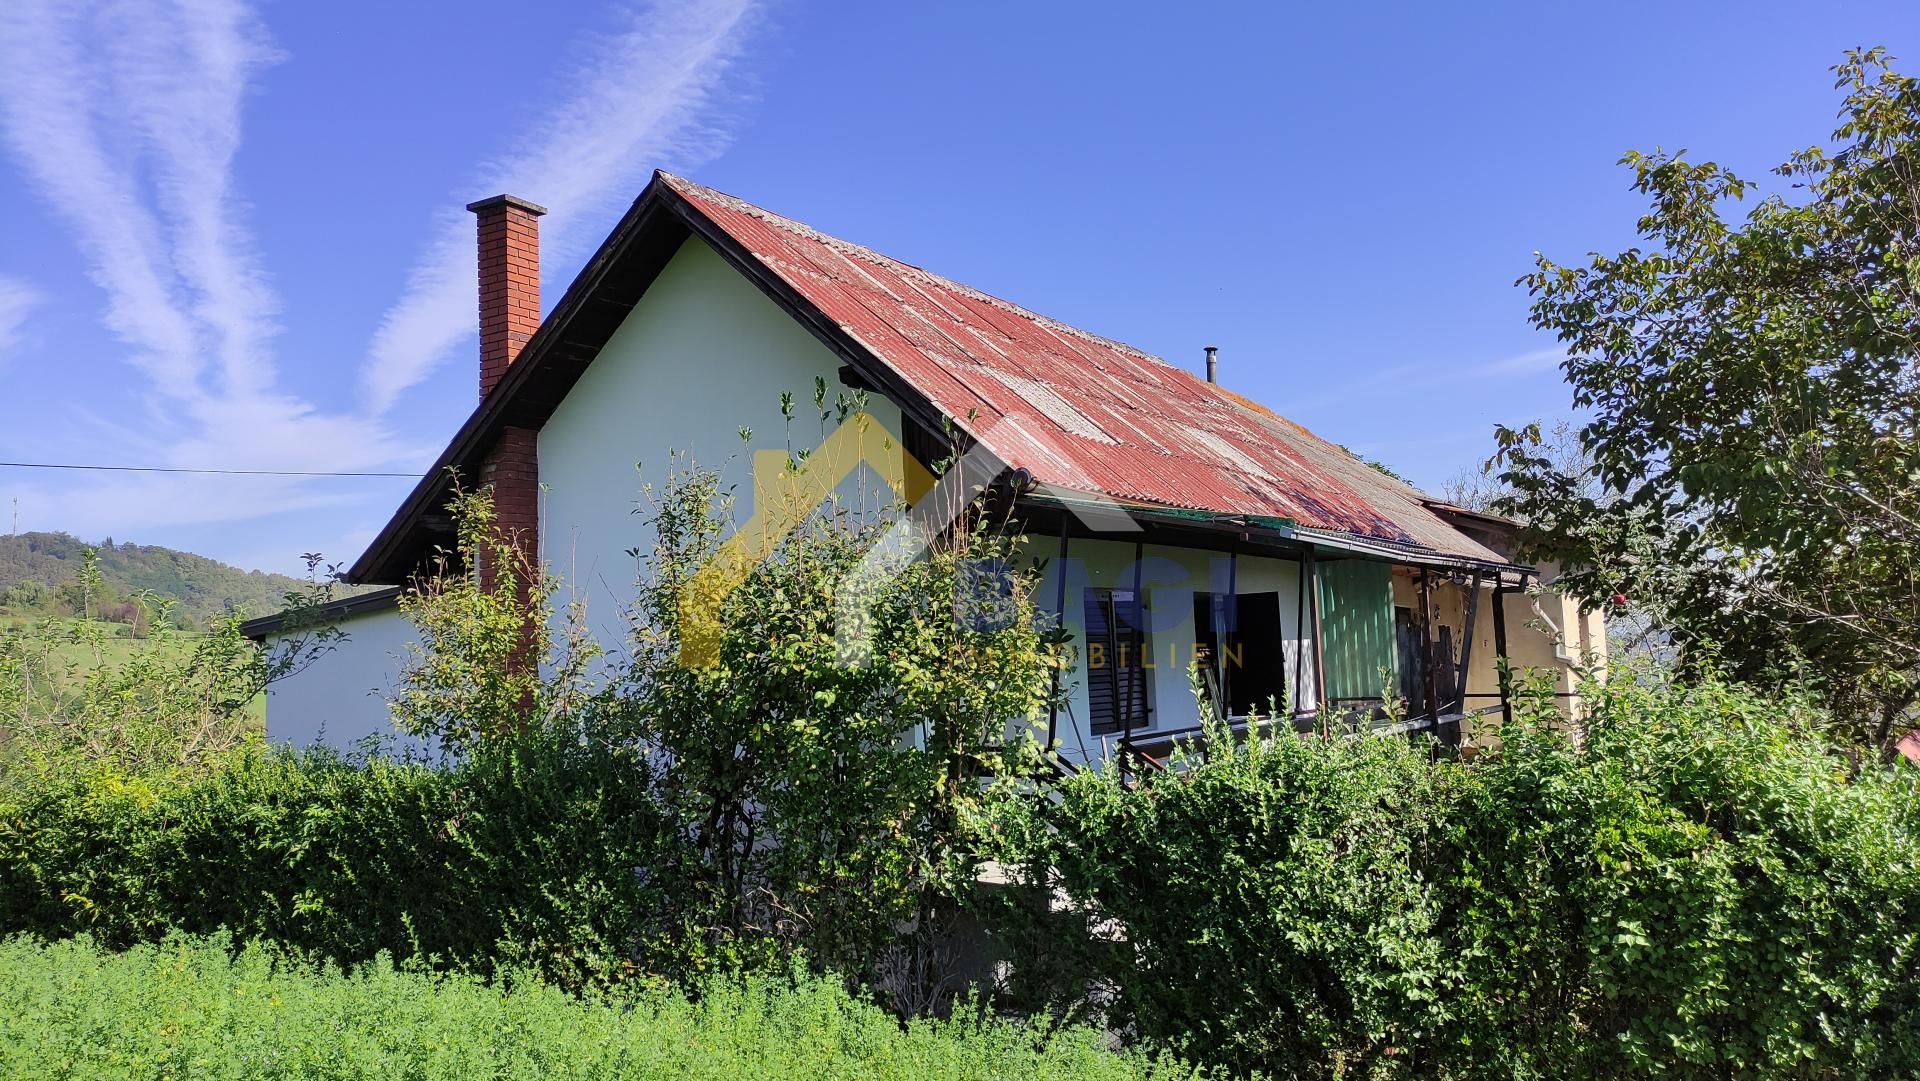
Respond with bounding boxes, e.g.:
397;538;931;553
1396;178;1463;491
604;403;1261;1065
1315;559;1397;712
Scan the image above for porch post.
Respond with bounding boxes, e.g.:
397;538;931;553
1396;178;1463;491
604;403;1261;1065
1305;548;1327;734
1046;518;1069;751
1450;571;1481;747
1491;578;1512;725
1293;557;1308;720
1124;540;1144;762
1222;542;1238;721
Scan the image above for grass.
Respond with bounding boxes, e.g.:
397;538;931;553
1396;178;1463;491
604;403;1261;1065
0;934;1198;1080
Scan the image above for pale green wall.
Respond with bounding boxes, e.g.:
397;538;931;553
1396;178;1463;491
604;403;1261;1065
264;604;421;750
537;236;904;645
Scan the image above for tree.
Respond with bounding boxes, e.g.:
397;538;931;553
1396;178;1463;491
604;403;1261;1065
1442;418;1591;513
387;436;1064;1004
1495;48;1920;754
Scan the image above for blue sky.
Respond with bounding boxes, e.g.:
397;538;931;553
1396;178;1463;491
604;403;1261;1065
0;1;1914;576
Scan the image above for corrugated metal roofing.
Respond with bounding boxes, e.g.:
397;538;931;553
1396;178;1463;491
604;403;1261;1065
662;174;1506;565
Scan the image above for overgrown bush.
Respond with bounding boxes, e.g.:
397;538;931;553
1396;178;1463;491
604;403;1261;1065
0;429;1064;998
978;712;1456;1077
601;448;1061;993
1436;670;1920;1079
0;933;1198;1080
975;673;1920;1080
377;421;1064;996
0;734;667;992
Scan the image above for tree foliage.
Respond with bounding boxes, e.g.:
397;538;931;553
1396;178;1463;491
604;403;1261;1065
373;445;1063;998
1495;49;1920;751
0;530;367;628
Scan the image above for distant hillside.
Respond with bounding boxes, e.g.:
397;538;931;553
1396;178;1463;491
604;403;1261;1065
0;532;336;628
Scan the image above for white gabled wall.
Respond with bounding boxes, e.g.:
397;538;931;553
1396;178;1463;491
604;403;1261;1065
262;604;419;750
266;234;902;751
537;235;904;645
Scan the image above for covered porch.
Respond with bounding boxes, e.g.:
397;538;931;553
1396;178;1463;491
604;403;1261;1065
1016;494;1600;769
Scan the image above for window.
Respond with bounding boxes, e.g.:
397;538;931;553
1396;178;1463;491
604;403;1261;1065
1193;591;1288;718
1084;588;1149;735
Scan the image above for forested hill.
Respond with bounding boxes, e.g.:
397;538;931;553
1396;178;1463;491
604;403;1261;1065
0;532;325;627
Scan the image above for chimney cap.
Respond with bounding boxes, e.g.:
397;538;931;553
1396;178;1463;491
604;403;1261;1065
466;193;548;217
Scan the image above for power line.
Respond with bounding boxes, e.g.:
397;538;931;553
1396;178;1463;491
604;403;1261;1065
0;460;423;478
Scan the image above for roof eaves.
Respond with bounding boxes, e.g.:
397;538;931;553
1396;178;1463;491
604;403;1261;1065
240;586;405;641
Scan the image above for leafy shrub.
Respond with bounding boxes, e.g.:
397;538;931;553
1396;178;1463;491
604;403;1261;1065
1435;671;1920;1079
0;734;667;992
379;442;1062;996
978;709;1457;1078
606;454;1061;992
976;673;1920;1080
0;933;1198;1080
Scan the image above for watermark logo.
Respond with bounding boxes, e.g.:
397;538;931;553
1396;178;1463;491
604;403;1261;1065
676;411;1140;668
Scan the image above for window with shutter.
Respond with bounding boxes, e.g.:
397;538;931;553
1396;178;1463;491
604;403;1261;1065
1083;587;1149;735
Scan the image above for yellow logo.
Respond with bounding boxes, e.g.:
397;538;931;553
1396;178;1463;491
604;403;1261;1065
678;412;936;667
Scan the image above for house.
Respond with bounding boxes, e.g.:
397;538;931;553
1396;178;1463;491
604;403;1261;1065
244;173;1604;761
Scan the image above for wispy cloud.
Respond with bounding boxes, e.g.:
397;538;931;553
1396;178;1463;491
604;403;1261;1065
361;0;761;413
0;0;415;529
1473;346;1566;377
0;0;762;559
0;277;42;362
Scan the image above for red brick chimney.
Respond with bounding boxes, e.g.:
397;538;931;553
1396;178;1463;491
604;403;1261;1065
466;194;546;606
467;193;547;399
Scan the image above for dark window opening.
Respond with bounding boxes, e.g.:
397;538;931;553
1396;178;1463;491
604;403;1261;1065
1084;588;1149;735
1193;590;1288;718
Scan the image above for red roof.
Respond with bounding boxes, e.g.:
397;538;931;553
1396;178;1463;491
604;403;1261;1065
350;172;1511;584
662;174;1505;563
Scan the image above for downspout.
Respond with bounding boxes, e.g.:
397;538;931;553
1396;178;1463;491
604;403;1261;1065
1528;589;1579;669
1527;579;1587;728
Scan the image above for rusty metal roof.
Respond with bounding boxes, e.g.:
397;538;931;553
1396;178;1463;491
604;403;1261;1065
662;173;1507;565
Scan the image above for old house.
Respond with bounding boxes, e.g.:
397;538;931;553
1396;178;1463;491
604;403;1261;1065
246;174;1603;760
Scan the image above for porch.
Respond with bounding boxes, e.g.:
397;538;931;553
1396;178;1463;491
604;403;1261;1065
1015;494;1599;769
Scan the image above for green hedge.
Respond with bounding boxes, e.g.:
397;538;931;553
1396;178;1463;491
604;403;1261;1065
0;734;668;991
6;674;1918;1079
0;933;1194;1080
1441;677;1920;1078
978;675;1920;1080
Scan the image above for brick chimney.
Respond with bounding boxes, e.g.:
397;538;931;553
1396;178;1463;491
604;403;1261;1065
466;194;546;608
467;193;547;399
